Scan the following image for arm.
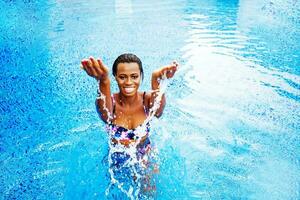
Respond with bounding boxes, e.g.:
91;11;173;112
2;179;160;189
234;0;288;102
149;61;179;118
81;57;113;123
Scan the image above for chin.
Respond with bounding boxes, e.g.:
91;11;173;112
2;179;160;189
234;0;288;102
121;89;138;97
123;92;137;97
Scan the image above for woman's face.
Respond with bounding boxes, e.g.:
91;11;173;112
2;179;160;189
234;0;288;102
115;62;142;97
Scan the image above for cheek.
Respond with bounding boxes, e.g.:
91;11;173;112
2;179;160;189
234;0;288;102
116;81;123;89
134;78;141;85
115;78;124;85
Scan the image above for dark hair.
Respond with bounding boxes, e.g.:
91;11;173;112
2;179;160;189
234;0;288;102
112;53;143;79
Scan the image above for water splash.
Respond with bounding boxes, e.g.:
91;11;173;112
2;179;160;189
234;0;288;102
99;73;170;199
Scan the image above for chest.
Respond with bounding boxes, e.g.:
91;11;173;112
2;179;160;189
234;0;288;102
112;105;147;129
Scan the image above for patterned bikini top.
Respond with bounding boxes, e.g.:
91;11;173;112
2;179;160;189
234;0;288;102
108;92;150;141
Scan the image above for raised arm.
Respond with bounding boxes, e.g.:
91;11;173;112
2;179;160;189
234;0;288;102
149;61;178;118
81;57;113;123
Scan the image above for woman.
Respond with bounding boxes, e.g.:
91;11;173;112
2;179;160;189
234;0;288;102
81;53;178;196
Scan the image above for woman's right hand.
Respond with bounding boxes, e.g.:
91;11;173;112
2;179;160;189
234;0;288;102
81;57;109;81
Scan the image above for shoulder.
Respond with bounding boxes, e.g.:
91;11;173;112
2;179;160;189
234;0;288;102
142;91;151;109
112;93;118;101
143;91;151;99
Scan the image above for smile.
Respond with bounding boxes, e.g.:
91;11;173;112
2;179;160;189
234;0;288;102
124;87;135;93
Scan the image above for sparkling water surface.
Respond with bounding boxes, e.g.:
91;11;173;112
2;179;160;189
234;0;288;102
1;0;299;199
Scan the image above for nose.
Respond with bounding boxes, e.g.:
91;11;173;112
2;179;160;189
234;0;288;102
125;77;132;84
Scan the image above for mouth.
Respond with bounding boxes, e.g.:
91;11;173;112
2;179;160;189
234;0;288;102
124;87;135;93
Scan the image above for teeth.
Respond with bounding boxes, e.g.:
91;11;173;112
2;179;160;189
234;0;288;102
124;87;134;93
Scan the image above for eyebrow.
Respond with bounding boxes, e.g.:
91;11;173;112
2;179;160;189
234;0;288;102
118;73;139;76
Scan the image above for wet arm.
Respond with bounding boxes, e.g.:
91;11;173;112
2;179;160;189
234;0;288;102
81;57;113;123
150;72;166;118
149;62;178;118
95;77;113;122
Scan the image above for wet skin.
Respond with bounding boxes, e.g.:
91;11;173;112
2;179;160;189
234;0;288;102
81;56;178;146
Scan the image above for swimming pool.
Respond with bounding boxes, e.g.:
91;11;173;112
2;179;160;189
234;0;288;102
1;0;299;199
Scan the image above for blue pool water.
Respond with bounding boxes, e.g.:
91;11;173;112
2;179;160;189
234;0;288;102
1;0;300;199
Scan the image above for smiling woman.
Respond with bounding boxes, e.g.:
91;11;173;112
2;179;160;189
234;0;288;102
80;53;178;198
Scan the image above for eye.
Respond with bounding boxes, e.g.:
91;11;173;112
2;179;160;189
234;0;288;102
131;75;139;79
119;76;126;80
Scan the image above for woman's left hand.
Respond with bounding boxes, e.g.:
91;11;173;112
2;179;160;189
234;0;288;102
153;61;179;79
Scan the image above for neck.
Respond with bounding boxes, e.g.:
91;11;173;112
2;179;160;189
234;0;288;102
118;92;139;107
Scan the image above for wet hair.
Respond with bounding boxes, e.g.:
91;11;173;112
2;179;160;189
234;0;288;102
112;53;143;79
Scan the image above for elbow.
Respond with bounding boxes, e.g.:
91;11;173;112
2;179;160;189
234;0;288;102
154;101;166;118
155;111;163;118
95;99;101;115
95;99;110;123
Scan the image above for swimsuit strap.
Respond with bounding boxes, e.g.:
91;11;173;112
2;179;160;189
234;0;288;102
142;91;146;105
142;91;149;116
111;94;116;116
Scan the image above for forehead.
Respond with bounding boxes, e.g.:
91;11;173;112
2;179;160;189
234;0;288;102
116;62;140;74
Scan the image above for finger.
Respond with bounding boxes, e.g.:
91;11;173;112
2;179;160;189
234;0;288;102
166;66;175;73
81;60;91;74
90;57;103;76
163;64;176;73
93;63;104;76
166;67;176;78
88;59;97;76
160;70;166;77
80;60;87;70
80;61;84;69
166;71;173;78
86;59;97;76
98;59;108;73
171;61;179;70
89;57;101;76
81;59;89;67
171;63;178;68
90;56;100;68
171;66;177;72
169;64;178;71
97;58;104;67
